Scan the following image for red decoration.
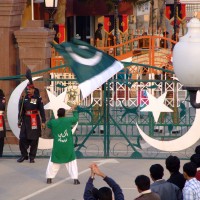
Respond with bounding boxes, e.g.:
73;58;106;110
165;4;186;26
119;15;128;33
165;4;174;20
178;4;186;20
104;15;114;33
53;24;66;44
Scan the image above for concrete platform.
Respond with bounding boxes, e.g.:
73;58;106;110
0;157;188;200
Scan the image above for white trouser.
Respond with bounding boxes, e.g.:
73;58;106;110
46;158;78;179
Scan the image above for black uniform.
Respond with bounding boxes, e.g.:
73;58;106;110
94;23;103;47
18;93;46;160
95;29;102;41
0;90;6;157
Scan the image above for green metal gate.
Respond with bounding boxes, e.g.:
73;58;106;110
49;65;196;159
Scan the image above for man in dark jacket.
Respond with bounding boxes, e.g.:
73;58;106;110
165;155;186;190
0;89;6;157
17;83;46;163
84;163;124;200
94;23;103;47
150;164;183;200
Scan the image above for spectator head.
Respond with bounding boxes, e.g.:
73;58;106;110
150;164;164;181
98;187;112;200
163;31;169;37
190;154;200;168
135;175;150;193
195;145;200;154
142;32;147;36
57;108;65;118
98;23;103;29
183;162;197;180
165;155;180;173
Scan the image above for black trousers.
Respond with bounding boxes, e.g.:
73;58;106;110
19;138;39;159
0;137;4;157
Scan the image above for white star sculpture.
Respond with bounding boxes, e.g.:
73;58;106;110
44;89;71;118
140;92;173;123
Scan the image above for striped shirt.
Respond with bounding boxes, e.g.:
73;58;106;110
183;178;200;200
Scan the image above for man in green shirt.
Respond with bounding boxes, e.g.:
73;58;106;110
46;108;80;185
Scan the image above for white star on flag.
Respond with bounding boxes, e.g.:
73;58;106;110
140;92;173;122
44;89;71;118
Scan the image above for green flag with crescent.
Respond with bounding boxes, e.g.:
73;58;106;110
52;38;124;99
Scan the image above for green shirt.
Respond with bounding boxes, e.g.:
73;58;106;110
47;111;78;163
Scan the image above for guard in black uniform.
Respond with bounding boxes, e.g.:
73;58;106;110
94;23;103;47
17;75;46;163
0;89;6;157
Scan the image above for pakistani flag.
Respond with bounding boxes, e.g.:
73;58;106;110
52;38;124;99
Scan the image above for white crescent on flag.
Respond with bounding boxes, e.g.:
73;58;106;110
66;46;103;66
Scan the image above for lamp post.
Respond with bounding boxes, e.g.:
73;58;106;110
151;0;154;35
44;0;58;29
173;0;178;40
173;17;200;108
113;0;121;44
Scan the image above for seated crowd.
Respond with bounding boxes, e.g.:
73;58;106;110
84;145;200;200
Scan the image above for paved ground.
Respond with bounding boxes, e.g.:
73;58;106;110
0;155;189;200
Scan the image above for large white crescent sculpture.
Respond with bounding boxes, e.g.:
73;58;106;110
7;77;78;150
137;92;200;152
